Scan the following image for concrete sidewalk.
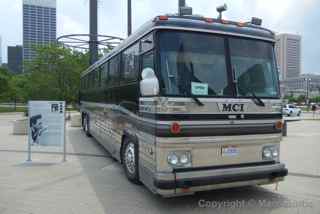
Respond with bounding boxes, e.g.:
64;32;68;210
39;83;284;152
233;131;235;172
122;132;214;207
0;113;319;214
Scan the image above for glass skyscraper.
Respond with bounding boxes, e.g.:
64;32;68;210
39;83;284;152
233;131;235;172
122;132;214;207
23;0;56;64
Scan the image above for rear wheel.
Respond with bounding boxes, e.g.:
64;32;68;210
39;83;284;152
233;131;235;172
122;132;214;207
122;138;140;184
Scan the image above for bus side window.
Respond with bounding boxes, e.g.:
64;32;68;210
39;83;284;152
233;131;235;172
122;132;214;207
109;55;120;87
101;61;109;87
141;33;154;53
98;68;102;88
142;51;154;71
123;42;140;83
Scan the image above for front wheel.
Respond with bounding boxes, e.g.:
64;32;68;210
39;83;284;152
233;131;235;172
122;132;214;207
122;138;140;184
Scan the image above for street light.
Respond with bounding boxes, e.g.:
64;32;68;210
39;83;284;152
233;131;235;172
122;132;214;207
304;78;312;105
127;0;132;36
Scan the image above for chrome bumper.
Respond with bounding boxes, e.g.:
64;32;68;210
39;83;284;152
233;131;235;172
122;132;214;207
154;162;287;192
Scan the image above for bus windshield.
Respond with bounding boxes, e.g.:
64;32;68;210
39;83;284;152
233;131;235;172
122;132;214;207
158;31;279;98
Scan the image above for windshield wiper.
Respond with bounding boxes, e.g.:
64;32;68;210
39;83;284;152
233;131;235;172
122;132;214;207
191;96;204;106
232;67;265;107
249;91;265;107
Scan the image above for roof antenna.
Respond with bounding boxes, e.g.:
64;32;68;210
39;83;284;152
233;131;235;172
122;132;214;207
216;3;227;19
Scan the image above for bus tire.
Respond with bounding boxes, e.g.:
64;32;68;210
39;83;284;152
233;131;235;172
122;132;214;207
122;137;140;184
83;115;92;137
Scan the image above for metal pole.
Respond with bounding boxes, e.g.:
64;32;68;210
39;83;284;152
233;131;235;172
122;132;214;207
63;102;67;162
179;0;186;8
27;102;32;162
127;0;132;36
178;0;186;15
89;0;98;65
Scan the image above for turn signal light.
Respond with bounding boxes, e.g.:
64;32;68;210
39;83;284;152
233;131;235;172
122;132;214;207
170;122;181;134
275;121;283;130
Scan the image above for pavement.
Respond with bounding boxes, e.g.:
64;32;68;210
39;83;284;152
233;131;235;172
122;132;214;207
0;113;319;214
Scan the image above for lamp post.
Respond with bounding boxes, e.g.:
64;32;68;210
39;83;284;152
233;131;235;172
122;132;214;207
127;0;132;36
305;78;311;105
89;0;98;65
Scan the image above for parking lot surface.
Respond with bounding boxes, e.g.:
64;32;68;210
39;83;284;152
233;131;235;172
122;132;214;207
0;113;319;214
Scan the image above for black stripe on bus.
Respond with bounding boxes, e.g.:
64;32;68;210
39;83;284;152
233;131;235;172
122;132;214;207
140;113;282;121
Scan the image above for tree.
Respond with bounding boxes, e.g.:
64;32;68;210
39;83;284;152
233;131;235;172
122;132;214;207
283;95;297;103
25;44;90;104
7;74;29;104
0;67;11;101
297;95;306;104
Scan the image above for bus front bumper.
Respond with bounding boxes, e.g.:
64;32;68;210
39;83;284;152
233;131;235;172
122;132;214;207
153;163;288;196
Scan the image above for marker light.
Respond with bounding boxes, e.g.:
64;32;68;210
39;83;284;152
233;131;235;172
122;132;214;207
170;122;181;134
237;22;246;27
158;15;169;21
204;18;214;23
221;19;229;24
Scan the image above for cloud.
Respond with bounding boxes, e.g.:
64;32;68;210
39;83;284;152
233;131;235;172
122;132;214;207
0;0;319;73
58;14;87;36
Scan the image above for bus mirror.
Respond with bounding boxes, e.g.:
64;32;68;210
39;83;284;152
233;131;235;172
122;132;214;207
140;68;159;96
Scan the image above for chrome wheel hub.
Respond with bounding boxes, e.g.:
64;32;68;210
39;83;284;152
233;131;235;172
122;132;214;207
125;143;135;174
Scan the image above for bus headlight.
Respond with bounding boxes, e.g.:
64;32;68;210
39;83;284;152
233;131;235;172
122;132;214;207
167;151;192;167
167;153;179;165
262;146;279;161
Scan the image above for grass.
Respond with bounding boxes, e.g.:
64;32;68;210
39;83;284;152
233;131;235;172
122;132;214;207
0;106;78;113
0;106;27;113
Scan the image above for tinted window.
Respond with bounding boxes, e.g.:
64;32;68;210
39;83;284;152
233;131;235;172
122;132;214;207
122;42;140;83
159;31;231;96
101;61;109;87
141;33;154;53
229;38;279;98
142;51;154;70
109;55;120;87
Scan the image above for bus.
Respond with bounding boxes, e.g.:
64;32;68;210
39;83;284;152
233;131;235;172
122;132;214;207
80;14;288;197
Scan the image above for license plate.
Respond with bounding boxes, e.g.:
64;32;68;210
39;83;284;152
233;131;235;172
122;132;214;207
221;146;239;157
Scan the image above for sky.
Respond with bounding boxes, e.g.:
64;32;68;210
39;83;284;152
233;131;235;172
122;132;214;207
0;0;319;74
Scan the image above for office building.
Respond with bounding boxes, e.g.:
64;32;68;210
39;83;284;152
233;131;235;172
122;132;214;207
7;46;23;74
23;0;56;63
281;74;320;97
275;33;301;80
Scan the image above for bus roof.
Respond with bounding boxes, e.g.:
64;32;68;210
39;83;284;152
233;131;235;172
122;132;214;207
82;15;275;76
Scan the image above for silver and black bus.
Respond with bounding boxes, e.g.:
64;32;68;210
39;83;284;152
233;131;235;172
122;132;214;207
80;14;288;197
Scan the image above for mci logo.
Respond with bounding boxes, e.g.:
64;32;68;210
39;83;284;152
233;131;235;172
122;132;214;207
218;103;247;112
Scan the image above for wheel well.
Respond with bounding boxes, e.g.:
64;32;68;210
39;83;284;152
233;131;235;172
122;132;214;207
120;132;138;164
120;135;127;164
